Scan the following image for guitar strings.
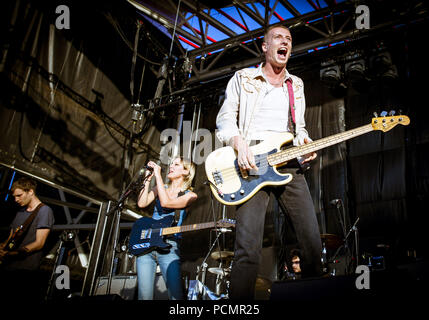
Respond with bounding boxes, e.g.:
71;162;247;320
212;125;374;185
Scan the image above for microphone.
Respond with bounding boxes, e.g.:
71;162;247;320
138;165;153;175
136;166;154;186
330;199;341;206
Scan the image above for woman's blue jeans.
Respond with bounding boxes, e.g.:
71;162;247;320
136;239;183;300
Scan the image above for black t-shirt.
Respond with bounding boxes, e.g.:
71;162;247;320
6;205;54;271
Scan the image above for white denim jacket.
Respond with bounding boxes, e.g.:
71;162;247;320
216;64;311;146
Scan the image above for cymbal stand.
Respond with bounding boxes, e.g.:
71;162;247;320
331;217;360;274
196;228;227;299
195;190;231;299
329;199;350;274
347;217;360;267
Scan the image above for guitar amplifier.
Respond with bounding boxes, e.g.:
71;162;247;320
95;275;137;300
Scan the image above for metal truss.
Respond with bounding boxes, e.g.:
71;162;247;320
130;0;428;106
127;0;357;82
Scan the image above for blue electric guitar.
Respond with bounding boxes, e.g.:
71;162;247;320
129;216;235;256
205;114;410;206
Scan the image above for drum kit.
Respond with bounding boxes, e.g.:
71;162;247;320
208;250;233;297
188;199;360;299
189;233;353;300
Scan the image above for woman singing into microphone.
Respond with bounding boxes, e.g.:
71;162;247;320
136;156;197;300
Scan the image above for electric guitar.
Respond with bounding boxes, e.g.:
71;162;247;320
0;225;25;265
205;114;410;206
0;203;44;265
128;216;236;256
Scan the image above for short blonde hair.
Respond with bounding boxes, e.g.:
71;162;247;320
168;156;196;191
263;25;291;43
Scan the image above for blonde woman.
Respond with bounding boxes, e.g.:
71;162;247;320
136;157;197;300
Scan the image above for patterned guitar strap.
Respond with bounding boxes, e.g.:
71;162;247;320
286;78;296;136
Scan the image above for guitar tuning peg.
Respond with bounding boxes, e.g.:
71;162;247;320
399;109;403;115
373;112;378;117
389;110;396;116
380;111;388;117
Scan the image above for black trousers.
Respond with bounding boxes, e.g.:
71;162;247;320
229;168;322;300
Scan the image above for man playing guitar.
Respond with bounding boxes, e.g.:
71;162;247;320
0;177;54;300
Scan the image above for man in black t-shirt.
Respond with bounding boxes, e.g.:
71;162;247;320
0;177;54;301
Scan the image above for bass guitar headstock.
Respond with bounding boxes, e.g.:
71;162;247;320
371;110;410;132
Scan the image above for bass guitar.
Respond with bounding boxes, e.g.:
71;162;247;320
0;203;44;265
205;114;410;206
129;216;235;256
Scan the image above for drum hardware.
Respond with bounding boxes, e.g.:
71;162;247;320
210;250;234;261
208;267;231;276
191;200;233;299
329;217;360;275
322;199;360;275
320;233;343;274
320;234;343;250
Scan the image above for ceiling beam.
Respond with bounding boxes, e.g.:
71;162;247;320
188;1;350;58
279;0;300;17
187;16;404;84
181;0;237;37
233;0;265;26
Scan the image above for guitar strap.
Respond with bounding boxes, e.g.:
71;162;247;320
286;78;296;137
15;203;45;241
173;191;186;224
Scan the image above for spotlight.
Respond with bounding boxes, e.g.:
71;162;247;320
370;51;398;81
320;60;347;96
371;52;393;75
381;65;398;80
345;59;366;81
320;65;341;87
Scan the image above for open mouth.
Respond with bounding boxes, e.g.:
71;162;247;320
277;48;288;58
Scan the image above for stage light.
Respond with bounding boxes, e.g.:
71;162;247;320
345;59;366;81
370;51;398;81
381;65;398;80
320;64;341;87
371;52;392;75
320;60;347;97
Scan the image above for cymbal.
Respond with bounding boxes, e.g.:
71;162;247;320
320;233;343;249
208;267;231;276
211;251;234;261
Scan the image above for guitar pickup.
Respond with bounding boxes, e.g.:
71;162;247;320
212;170;223;185
140;229;152;240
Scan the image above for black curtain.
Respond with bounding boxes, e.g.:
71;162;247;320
180;21;429;272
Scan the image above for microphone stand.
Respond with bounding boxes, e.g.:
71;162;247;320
347;217;360;268
105;171;150;295
331;216;360;275
330;199;353;275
